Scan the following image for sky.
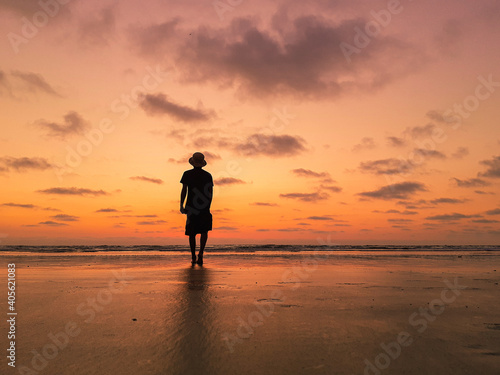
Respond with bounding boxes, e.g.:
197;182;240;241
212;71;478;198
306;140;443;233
0;0;500;246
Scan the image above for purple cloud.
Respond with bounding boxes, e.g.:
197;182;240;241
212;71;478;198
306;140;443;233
130;176;164;185
37;187;109;197
358;182;427;200
140;93;213;122
215;177;246;186
280;192;329;202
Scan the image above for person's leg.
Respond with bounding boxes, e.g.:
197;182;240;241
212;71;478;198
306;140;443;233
199;232;208;254
198;232;208;264
189;234;197;263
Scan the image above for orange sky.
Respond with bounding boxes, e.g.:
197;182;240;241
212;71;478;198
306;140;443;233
1;0;499;245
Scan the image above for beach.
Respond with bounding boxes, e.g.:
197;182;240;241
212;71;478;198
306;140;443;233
1;250;499;375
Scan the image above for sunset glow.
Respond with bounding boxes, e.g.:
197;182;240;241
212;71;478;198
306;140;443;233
1;0;500;245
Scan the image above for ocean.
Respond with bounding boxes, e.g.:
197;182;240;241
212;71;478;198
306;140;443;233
1;244;499;254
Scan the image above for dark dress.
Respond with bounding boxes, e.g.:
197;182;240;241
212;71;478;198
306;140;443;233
180;167;213;235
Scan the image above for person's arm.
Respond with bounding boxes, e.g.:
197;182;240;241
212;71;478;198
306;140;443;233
207;174;214;205
180;184;187;214
207;185;213;205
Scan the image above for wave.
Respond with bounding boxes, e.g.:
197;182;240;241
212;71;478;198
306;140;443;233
1;244;500;253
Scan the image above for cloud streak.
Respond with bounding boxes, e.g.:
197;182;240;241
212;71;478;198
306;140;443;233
0;70;61;97
140;93;213;122
50;214;79;222
352;137;376;152
251;202;278;207
11;71;61;97
141;13;427;98
280;192;329;202
291;168;330;179
320;185;342;193
358;182;427;200
426;213;481;221
35;111;89;139
359;158;412;175
429;198;468;204
0;202;60;211
130;176;164;185
136;220;167;225
452;178;490;188
0;157;53;172
452;147;469;159
168;151;221;164
404;123;439;139
214;177;246;186
1;203;36;209
306;216;335;221
95;208;119;213
38;221;68;227
485;209;500;216
237;134;307;157
190;133;307;157
373;209;418;215
479;155;500;178
78;6;116;47
37;187;109;197
413;148;446;159
386;136;406;147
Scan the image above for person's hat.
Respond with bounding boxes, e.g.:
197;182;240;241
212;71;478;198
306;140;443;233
189;152;207;167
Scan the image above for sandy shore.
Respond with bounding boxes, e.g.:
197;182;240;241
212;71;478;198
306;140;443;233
1;251;499;375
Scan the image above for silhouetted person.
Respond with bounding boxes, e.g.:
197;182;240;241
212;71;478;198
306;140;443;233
180;152;213;265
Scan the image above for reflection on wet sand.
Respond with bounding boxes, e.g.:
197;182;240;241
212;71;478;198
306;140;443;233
11;253;500;375
166;266;219;374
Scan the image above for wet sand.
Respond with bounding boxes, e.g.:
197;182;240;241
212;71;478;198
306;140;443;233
1;251;499;374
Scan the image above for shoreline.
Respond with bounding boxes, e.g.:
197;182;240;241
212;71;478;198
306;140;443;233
1;252;499;374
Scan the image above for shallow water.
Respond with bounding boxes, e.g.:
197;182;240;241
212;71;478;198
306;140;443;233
1;252;499;374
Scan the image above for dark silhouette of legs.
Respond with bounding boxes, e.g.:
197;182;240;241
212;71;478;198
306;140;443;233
189;234;196;263
189;232;208;265
198;232;208;264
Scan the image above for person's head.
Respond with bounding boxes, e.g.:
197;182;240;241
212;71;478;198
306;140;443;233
189;152;207;168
